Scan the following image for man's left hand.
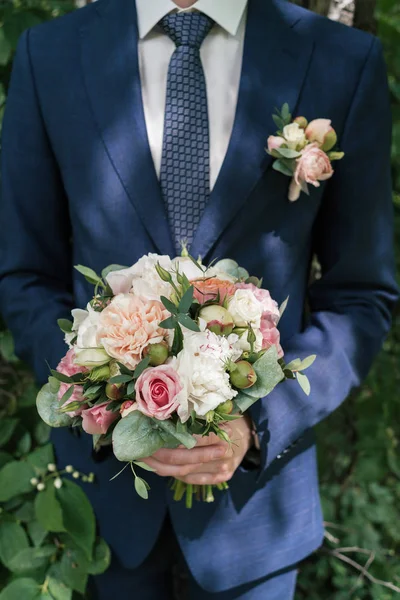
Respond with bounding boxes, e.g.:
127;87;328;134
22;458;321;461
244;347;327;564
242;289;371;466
142;416;253;485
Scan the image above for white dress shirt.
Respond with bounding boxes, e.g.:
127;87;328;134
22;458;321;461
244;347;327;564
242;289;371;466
135;0;248;191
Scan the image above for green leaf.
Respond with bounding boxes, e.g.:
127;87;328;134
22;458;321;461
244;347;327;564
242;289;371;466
48;377;61;394
178;286;194;314
244;346;285;399
132;356;151;380
156;420;197;450
0;451;12;468
60;385;74;405
16;429;32;456
47;576;72;600
234;391;258;413
112;412;164;462
275;147;301;159
281;102;291;121
56;480;95;560
171;324;184;356
159;316;177;329
108;374;132;384
14;500;35;522
0;461;35;502
134;476;149;500
36;383;73;428
49;370;73;384
0;578;40;600
57;319;73;334
296;372;311;396
116;362;134;376
33;422;51;446
177;314;200;332
74;265;103;286
160;296;178;314
272;159;294;177
35;484;65;533
127;380;136;396
0;28;12;68
27;521;48;548
83;384;103;397
0;521;30;570
101;264;128;280
87;538;111;575
58;546;89;595
279;296;289;318
27;443;55;475
0;418;19;447
272;114;284;130
7;545;55;574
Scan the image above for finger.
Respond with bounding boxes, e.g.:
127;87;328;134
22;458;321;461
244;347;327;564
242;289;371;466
141;456;205;478
187;458;234;475
152;444;228;466
180;471;234;485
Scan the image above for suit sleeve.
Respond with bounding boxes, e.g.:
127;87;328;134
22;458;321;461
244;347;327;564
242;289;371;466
249;37;399;472
0;29;74;384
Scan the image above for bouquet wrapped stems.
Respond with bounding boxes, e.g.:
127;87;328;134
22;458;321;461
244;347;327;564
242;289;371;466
171;479;229;508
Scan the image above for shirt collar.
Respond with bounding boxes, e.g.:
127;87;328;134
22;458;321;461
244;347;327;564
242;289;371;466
136;0;248;39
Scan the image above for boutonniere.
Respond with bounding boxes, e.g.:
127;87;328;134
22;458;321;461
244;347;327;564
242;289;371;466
266;104;344;202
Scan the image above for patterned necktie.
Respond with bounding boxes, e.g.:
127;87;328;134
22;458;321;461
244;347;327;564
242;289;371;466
159;12;214;254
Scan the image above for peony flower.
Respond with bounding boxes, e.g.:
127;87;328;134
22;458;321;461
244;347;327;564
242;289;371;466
135;363;184;420
96;294;169;370
227;289;263;329
106;254;174;300
175;330;240;422
305;118;337;152
293;143;334;197
282;123;306;150
81;403;118;435
56;348;87;417
267;135;285;153
192;278;236;305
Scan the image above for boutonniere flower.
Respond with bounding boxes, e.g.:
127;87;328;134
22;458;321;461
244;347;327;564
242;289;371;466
266;104;344;202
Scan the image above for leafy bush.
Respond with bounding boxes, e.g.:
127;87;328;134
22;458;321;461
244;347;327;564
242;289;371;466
0;332;110;599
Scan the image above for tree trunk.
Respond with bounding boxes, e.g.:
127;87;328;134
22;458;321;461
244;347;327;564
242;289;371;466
292;0;377;31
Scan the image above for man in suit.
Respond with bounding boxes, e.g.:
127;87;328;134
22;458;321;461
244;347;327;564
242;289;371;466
0;0;398;597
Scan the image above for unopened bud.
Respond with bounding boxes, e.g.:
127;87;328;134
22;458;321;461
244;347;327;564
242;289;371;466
72;471;80;479
293;116;308;129
198;305;234;337
54;478;63;489
321;129;337;152
327;151;345;162
89;364;111;382
47;463;56;472
155;263;172;283
37;483;46;492
216;400;234;415
30;478;39;486
65;465;74;473
143;342;169;366
205;410;215;424
105;382;124;401
230;361;258;390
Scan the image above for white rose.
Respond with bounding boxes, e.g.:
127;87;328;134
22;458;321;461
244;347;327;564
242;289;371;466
172;257;236;284
227;289;263;328
106;254;173;300
234;328;263;353
75;303;102;350
175;330;239;422
64;308;88;347
282;123;306;150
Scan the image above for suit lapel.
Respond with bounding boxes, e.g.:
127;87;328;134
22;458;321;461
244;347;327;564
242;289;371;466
190;0;315;261
80;0;175;257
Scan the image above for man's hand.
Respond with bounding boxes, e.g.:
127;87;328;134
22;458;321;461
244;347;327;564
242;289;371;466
142;416;253;485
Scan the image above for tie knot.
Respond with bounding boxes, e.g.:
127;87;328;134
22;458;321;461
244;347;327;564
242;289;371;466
159;12;214;49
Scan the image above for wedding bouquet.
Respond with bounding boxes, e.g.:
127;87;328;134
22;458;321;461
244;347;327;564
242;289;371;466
36;253;315;506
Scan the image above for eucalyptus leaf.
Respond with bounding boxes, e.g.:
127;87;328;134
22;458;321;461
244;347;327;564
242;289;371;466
50;370;73;384
101;264;128;280
272;159;294;177
171;324;184;356
178;286;194;314
156;420;197;450
112;412;164;461
108;374;132;384
285;358;302;371
272;114;284;130
279;296;289;318
134;461;156;473
133;356;151;380
233;392;258;413
298;354;317;371
244;346;285;399
60;385;74;405
134;477;149;500
161;296;178;314
275;147;301;159
296;372;311;396
37;384;73;428
159;316;177;329
74;265;103;286
177;314;200;332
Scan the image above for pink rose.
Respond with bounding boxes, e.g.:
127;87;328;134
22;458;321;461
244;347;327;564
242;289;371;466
236;283;280;325
96;294;169;370
56;349;87;417
305;119;337;152
260;317;284;358
81;403;118;435
267;135;285;153
135;365;183;420
192;278;236;305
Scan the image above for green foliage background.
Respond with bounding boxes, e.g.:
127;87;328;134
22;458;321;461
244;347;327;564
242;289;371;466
0;0;399;598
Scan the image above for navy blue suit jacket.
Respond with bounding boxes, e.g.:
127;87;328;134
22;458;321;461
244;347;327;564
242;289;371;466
0;0;398;592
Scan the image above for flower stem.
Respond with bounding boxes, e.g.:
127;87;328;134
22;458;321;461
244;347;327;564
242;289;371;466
186;484;193;509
